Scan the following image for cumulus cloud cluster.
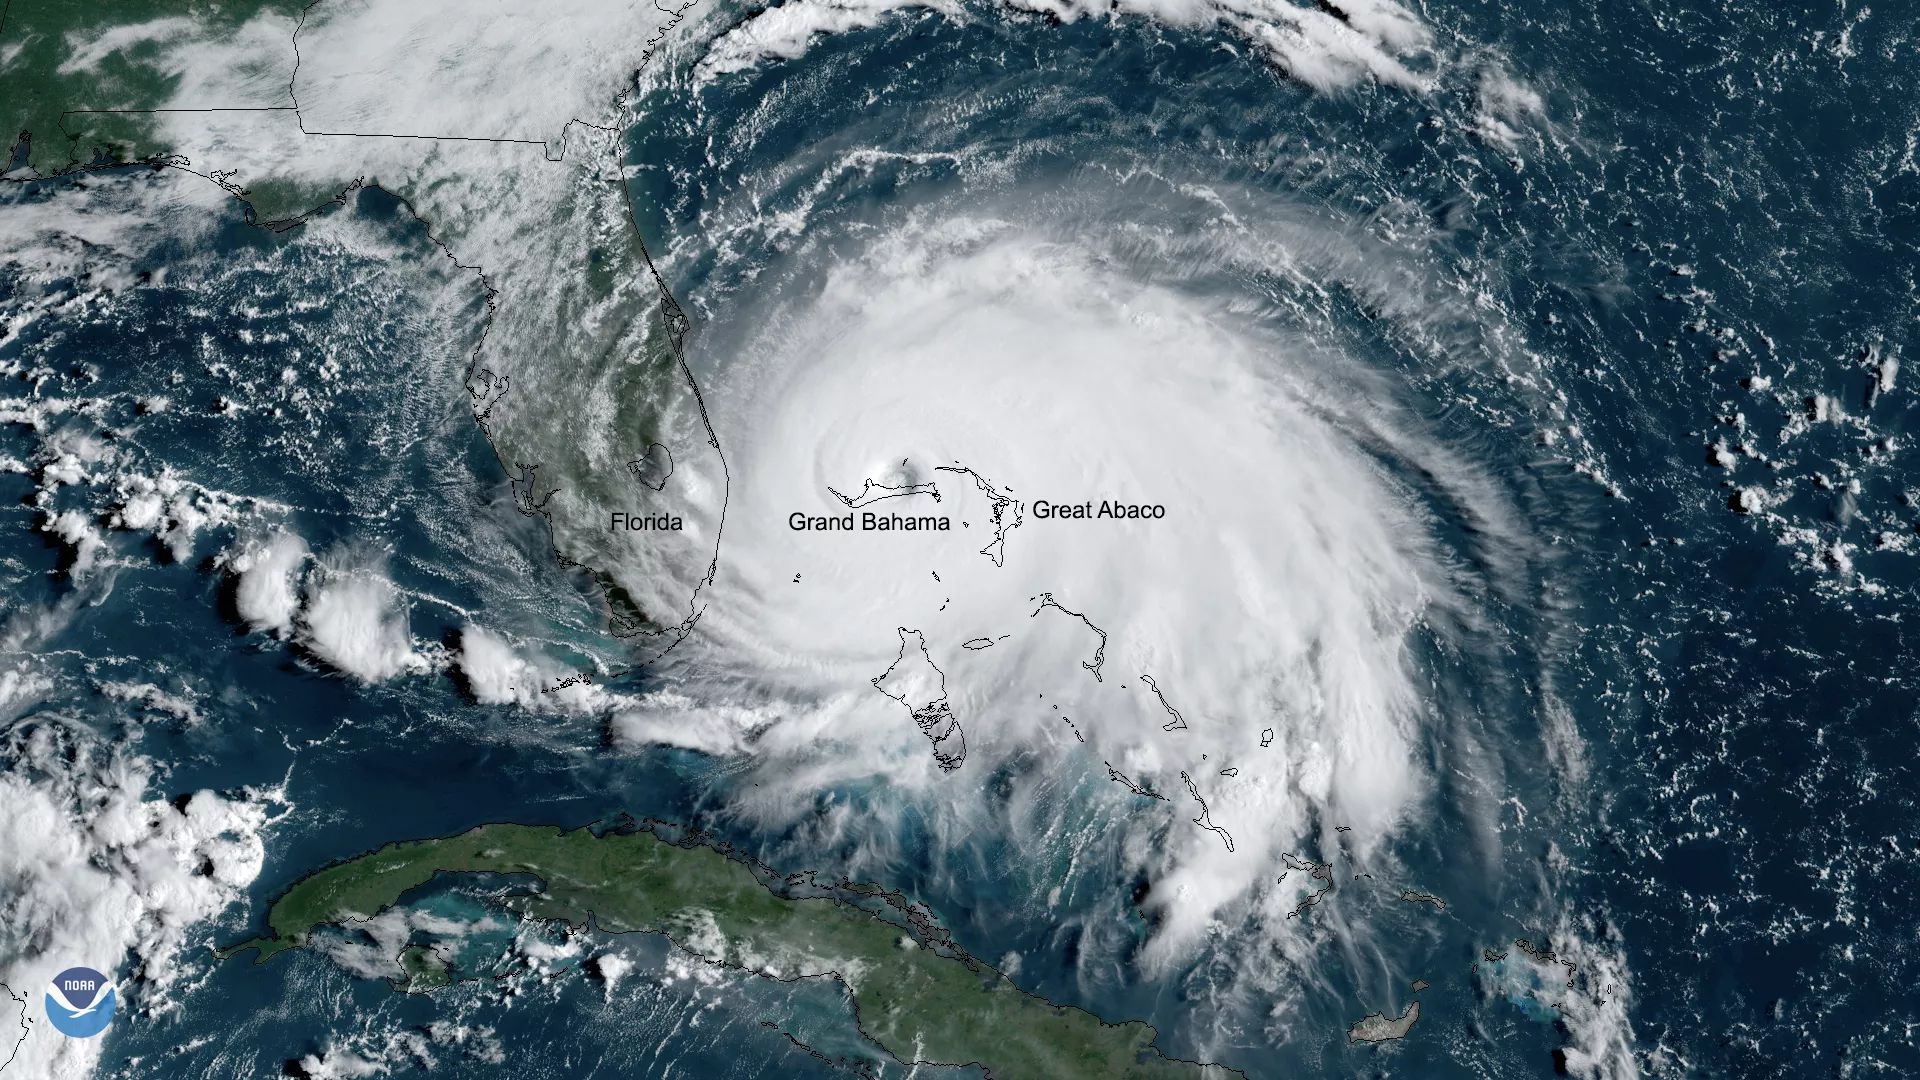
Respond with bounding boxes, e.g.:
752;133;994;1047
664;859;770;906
288;1020;506;1079
224;530;310;637
217;536;433;684
299;551;429;685
0;720;279;1079
451;625;633;715
15;427;251;580
696;0;1435;91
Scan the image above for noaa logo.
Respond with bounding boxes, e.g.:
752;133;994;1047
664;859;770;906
45;967;115;1038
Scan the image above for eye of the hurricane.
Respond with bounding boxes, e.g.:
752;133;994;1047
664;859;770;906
613;204;1447;965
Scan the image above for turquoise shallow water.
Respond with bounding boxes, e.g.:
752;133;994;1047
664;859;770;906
5;0;1920;1076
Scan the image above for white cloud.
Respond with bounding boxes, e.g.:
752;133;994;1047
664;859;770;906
291;1044;393;1079
314;909;414;980
609;690;767;757
696;0;1436;91
620;211;1467;975
1475;66;1548;152
455;625;630;714
107;467;243;563
55;18;199;75
95;680;203;725
12;421;253;582
283;1021;506;1077
298;550;427;684
591;951;634;997
222;530;310;637
0;721;278;1078
40;509;105;577
454;625;540;706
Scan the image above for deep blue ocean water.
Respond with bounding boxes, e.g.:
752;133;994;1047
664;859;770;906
5;0;1920;1076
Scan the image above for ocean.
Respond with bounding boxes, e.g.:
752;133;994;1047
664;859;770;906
4;0;1919;1076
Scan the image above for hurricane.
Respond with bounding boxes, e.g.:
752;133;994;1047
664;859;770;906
598;0;1609;1065
5;0;1920;1076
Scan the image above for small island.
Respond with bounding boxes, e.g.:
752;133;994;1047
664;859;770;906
221;823;1240;1080
1397;889;1446;911
871;628;967;771
1348;1001;1420;1043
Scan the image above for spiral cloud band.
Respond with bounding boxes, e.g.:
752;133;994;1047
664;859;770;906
616;210;1449;966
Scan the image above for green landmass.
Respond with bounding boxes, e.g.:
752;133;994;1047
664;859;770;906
390;944;451;994
0;0;303;175
3;3;734;641
221;823;1241;1079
